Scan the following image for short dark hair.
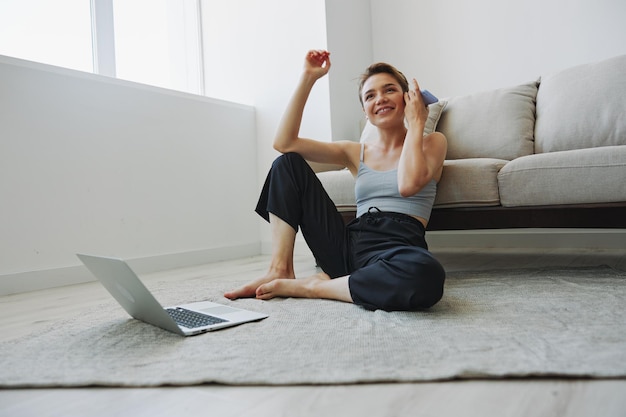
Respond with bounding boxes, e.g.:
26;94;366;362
358;62;409;106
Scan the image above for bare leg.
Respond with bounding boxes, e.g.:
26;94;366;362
224;213;297;299
256;273;353;304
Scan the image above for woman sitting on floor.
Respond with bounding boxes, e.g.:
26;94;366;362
225;49;447;311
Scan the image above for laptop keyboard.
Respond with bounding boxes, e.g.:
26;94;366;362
166;307;227;328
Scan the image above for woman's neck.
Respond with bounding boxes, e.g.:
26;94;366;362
377;125;407;150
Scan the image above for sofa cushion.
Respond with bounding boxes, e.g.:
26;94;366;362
316;169;355;212
435;158;508;208
498;145;626;207
535;54;626;153
316;157;508;211
436;82;538;160
360;100;447;142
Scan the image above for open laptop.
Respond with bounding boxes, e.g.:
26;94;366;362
77;253;268;336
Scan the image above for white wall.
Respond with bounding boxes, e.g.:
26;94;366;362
250;0;332;178
369;0;626;97
201;0;334;176
0;55;259;295
241;0;333;253
252;0;373;253
325;0;373;142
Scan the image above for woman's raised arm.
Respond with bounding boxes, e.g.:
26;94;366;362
273;51;357;171
397;78;447;196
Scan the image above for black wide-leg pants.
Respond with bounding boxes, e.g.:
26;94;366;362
256;152;445;311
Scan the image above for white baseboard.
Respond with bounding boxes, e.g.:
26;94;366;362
0;243;261;296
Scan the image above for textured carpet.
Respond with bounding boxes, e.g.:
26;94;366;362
1;266;625;387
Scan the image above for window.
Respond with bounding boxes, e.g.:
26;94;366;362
199;0;256;105
0;0;93;72
0;0;204;95
112;0;204;94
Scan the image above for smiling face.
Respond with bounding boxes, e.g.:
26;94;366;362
361;73;407;128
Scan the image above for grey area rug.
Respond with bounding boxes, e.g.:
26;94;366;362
1;266;626;387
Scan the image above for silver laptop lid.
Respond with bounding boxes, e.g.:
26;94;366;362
77;253;184;335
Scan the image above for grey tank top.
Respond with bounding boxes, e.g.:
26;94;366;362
355;143;437;220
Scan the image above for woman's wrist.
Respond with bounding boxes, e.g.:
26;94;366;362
299;71;321;86
406;118;426;132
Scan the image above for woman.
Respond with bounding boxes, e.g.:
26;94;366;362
225;50;447;311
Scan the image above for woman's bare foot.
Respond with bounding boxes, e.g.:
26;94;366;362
255;272;329;300
224;267;295;300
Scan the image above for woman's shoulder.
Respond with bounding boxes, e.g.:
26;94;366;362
424;131;447;148
330;140;361;155
329;140;361;174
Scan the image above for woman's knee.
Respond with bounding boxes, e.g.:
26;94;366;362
405;253;446;309
349;256;446;311
409;268;445;309
272;152;307;170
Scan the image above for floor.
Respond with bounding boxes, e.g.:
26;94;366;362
1;247;626;417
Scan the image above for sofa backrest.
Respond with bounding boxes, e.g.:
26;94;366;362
535;54;626;153
436;82;538;161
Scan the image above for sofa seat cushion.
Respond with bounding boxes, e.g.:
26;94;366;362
535;54;626;153
435;158;508;208
316;158;509;212
498;145;626;207
436;81;538;160
316;169;356;212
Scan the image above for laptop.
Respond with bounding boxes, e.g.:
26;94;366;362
77;253;268;336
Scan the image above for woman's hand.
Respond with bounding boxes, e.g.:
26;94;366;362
404;78;429;127
304;50;331;80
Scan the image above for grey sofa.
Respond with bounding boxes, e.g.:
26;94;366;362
316;54;626;230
